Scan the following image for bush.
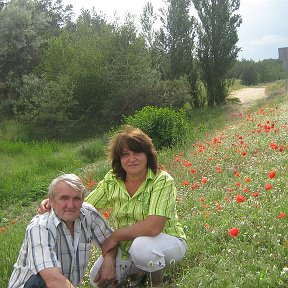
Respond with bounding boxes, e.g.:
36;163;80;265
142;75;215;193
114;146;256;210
124;106;191;150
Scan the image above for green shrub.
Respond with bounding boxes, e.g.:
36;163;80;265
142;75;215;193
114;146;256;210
124;106;191;150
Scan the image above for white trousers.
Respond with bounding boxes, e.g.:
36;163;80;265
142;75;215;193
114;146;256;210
90;233;186;287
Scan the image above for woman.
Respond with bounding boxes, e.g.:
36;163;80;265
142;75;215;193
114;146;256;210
87;125;186;287
39;125;186;287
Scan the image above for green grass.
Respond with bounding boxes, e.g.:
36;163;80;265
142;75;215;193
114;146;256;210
0;86;287;287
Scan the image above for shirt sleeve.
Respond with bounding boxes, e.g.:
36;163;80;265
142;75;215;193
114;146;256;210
83;203;113;247
26;224;60;274
147;171;177;219
85;179;108;209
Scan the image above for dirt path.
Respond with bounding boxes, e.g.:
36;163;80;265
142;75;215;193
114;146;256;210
231;87;267;104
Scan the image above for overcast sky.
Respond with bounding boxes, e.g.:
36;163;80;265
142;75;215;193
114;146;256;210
62;0;288;61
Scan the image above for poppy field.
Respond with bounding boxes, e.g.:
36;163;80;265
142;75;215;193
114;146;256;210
159;93;288;287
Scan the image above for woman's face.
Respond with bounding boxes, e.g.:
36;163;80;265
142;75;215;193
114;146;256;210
120;148;148;177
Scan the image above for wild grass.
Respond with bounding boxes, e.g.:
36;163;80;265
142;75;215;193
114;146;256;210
0;85;287;287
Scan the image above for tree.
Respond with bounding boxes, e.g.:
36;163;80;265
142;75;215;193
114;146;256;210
150;0;199;105
0;0;73;116
192;0;242;106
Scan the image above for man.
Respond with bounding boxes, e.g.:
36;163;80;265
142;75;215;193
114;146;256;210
8;174;117;288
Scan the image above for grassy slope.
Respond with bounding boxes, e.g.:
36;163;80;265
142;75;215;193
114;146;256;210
1;90;287;287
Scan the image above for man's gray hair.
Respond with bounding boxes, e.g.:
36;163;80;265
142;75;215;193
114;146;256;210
48;174;87;199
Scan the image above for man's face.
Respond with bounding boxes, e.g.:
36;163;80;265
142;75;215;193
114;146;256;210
50;181;83;225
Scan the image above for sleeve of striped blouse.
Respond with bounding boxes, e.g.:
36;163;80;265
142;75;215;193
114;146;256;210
148;172;177;218
26;224;61;274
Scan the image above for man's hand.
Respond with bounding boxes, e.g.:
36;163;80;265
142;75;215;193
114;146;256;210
37;198;51;214
39;267;76;288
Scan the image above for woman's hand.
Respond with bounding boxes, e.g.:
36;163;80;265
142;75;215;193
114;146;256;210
37;198;51;214
93;247;117;287
102;234;119;256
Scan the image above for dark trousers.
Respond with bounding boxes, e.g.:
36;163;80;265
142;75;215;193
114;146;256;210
24;274;46;288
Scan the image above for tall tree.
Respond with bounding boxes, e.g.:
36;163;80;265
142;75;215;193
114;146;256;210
151;0;199;105
192;0;242;106
141;2;157;49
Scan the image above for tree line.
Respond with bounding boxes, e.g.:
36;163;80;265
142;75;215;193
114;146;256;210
0;0;285;140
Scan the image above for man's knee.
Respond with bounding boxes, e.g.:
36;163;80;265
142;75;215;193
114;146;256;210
24;274;46;288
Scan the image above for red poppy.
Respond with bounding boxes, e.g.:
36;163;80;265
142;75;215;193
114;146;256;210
228;227;240;237
201;177;208;184
241;151;247;156
270;142;278;149
103;211;110;219
234;170;240;177
243;188;249;193
204;223;210;229
190;168;196;174
279;146;285;152
277;212;286;219
183;161;192;167
191;183;200;190
264;183;272;190
252;192;259;197
236;194;246;203
244;177;251;183
268;170;276;179
216;166;222;173
88;179;95;188
182;180;190;186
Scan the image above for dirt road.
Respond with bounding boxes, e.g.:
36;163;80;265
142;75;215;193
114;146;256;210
231;87;266;104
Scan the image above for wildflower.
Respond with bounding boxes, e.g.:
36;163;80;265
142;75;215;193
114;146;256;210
191;183;200;190
244;177;251;183
200;197;206;202
277;212;286;219
243;188;249;193
270;142;278;149
204;223;210;229
216;166;222;173
264;183;272;190
183;160;192;167
236;194;246;203
268;170;276;179
234;170;240;177
102;211;110;219
228;227;240;237
182;180;190;186
252;192;259;197
279;146;285;152
241;151;247;156
201;177;208;184
88;179;95;188
190;168;196;174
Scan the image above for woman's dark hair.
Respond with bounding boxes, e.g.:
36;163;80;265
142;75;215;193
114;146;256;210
107;125;158;179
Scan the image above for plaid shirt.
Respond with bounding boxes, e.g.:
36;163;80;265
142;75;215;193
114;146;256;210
85;168;186;258
8;202;112;288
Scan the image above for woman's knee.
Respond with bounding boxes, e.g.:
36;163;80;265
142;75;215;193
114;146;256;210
129;237;166;271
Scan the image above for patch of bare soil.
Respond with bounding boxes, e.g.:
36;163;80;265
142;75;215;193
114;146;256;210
231;87;267;104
